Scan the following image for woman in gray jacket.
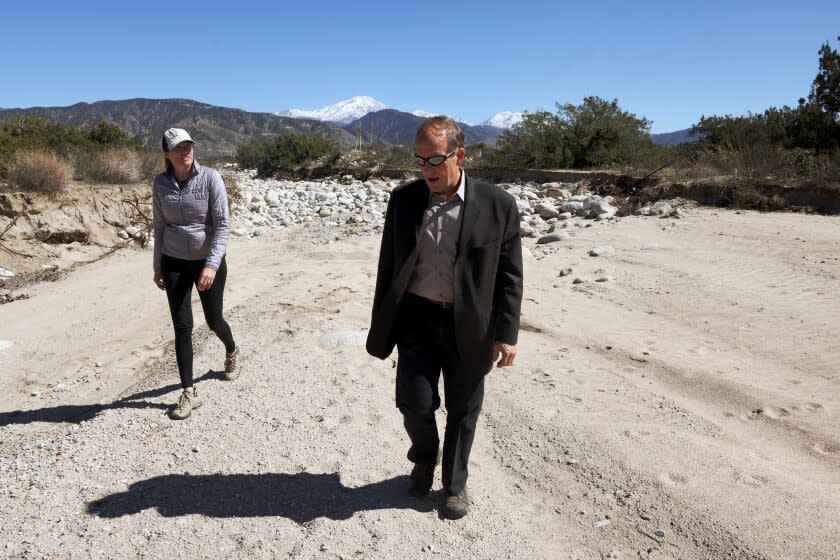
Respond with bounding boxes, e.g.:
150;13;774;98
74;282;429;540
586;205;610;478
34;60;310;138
152;127;239;420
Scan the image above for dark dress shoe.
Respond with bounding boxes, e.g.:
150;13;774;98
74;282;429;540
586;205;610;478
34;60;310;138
443;490;469;519
408;463;435;497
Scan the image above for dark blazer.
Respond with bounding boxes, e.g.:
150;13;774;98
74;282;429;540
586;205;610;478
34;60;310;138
366;175;523;380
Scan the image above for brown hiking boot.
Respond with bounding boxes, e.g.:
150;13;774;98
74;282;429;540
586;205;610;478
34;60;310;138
224;347;240;380
408;463;435;498
443;489;469;519
169;389;202;420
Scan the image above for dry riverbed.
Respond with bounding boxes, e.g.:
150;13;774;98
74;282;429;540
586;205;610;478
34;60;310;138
0;180;838;559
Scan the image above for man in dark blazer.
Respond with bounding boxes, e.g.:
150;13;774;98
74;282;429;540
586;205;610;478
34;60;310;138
366;116;523;519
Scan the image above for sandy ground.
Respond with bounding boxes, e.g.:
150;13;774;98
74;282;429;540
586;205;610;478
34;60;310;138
1;207;839;559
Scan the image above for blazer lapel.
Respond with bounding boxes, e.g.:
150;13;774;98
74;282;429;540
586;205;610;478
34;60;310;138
457;175;481;259
411;182;430;245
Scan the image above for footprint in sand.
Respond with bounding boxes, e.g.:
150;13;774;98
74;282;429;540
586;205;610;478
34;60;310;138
317;331;368;350
739;473;769;488
748;407;791;420
659;472;688;486
812;442;839;456
761;407;791;419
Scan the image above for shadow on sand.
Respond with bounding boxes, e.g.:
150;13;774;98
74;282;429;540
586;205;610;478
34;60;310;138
0;370;223;426
87;472;436;522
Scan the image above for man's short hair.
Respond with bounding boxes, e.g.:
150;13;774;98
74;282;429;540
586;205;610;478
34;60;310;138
416;116;465;152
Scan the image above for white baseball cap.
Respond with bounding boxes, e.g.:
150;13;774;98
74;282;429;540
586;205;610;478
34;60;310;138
162;128;196;150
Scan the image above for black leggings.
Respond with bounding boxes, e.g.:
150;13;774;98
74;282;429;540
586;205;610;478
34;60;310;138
161;254;236;388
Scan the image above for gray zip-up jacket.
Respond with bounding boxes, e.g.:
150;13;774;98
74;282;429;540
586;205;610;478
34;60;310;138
152;161;230;273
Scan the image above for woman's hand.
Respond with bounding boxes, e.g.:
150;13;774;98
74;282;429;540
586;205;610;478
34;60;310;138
197;267;217;291
154;272;165;291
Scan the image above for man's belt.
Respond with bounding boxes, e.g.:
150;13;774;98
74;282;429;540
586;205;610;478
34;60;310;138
406;292;454;309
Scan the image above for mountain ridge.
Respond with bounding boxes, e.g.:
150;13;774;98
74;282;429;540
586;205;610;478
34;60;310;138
0;98;354;157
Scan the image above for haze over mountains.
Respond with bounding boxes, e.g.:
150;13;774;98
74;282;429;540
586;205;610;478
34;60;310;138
0;96;695;157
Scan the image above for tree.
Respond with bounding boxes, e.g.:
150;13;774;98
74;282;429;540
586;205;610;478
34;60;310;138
492;97;660;169
810;36;840;116
557;96;654;168
494;110;571;168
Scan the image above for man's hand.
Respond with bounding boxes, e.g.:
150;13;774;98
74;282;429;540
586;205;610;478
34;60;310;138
492;342;517;368
153;272;165;291
197;267;217;292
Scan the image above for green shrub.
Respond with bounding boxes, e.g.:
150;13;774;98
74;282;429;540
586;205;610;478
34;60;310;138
490;97;669;171
236;133;339;178
7;149;73;192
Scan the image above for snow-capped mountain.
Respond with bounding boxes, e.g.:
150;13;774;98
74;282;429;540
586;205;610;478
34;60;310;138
483;111;524;129
279;96;521;130
277;96;389;125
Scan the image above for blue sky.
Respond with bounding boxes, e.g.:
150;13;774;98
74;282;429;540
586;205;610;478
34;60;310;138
1;1;837;133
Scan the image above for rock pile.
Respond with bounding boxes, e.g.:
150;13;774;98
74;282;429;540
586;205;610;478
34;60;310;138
223;171;393;238
221;174;638;243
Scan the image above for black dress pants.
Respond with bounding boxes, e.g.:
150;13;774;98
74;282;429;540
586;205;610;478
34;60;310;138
161;254;236;388
395;293;485;496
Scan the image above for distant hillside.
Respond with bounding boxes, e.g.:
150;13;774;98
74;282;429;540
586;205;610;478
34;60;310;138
650;128;700;146
0;99;354;157
343;109;502;147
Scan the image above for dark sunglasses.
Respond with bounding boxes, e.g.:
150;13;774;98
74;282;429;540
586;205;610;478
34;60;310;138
413;149;457;167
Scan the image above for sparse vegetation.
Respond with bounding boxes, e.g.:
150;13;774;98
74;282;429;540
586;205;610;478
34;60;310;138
676;36;840;185
236;133;339;178
0;117;154;188
7;149;74;193
95;148;141;183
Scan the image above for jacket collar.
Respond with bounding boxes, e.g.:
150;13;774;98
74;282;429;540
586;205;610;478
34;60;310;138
456;173;481;258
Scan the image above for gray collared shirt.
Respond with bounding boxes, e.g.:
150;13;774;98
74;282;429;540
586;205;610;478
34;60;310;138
406;171;466;304
152;161;230;272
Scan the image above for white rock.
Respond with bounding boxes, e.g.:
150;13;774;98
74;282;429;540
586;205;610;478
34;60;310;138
588;246;615;257
649;201;672;216
536;203;560;219
519;222;535;237
590;200;617;218
0;268;15;278
516;200;532;216
561;201;586;216
0;340;13;350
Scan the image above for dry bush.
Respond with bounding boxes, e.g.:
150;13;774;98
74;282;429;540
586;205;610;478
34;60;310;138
7;149;73;193
138;149;165;181
96;148;141;183
224;175;242;208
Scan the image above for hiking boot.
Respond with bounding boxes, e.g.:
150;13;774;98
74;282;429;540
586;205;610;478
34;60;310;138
408;463;435;498
170;389;202;420
224;347;240;380
443;489;469;519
